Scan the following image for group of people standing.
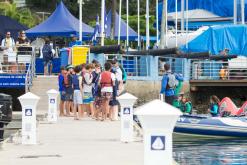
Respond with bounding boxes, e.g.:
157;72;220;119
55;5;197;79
58;59;126;121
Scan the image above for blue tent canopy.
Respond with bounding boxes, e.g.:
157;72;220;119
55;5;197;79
105;11;138;40
180;25;247;56
26;2;94;38
158;0;247;21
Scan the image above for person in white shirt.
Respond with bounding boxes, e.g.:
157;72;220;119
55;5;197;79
80;64;94;117
1;31;15;53
1;32;16;72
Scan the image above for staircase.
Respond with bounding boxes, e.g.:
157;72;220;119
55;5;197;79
30;76;58;115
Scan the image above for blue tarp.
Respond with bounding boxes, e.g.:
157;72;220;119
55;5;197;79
0;15;27;40
105;11;138;40
158;0;247;21
180;25;247;55
26;2;94;38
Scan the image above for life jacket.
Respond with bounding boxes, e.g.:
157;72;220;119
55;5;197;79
100;71;112;88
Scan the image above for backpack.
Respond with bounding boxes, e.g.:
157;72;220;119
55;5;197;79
166;73;178;89
81;72;93;89
119;65;127;83
42;44;53;60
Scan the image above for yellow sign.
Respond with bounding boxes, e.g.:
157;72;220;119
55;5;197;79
71;46;89;66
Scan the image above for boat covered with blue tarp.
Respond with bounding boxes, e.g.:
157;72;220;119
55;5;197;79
180;25;247;56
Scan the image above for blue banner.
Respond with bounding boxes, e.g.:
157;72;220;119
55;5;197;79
0;74;26;88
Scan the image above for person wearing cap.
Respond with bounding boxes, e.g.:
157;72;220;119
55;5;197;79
64;65;74;116
69;35;82;47
58;66;67;116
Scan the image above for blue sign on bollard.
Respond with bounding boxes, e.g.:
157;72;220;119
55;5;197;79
151;136;165;151
123;107;130;115
50;99;55;104
25;109;32;116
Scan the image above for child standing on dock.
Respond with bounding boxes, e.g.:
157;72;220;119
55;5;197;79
58;66;66;116
72;65;83;120
64;65;74;116
81;64;94;117
99;62;115;121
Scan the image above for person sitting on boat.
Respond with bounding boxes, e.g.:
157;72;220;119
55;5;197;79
180;97;193;114
208;95;220;117
173;92;184;109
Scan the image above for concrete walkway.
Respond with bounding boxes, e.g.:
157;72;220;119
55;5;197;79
0;117;143;165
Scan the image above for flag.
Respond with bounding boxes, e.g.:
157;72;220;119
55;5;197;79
104;10;108;31
92;15;100;42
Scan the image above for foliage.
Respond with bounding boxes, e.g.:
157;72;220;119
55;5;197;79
0;2;40;27
26;0;158;24
122;14;157;36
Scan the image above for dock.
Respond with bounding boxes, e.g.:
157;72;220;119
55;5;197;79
0;117;144;165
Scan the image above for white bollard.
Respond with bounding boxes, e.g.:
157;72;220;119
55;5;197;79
47;89;59;123
18;92;40;145
135;99;182;165
117;93;138;142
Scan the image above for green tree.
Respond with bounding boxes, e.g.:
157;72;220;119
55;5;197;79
0;2;40;28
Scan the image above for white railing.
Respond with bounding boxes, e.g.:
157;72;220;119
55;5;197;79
104;54;150;78
158;57;185;77
0;47;35;91
191;61;247;80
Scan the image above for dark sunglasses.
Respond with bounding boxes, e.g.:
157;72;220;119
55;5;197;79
6;34;11;35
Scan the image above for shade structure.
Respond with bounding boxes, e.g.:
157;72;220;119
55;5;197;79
180;25;247;56
0;15;27;40
26;1;94;38
104;10;138;41
158;0;247;21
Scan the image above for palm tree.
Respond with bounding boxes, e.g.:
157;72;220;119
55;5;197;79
0;2;39;28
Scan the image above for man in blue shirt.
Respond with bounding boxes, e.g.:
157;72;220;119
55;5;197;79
69;35;82;47
160;64;183;105
58;66;66;116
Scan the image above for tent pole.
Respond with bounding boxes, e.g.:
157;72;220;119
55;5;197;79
146;0;150;50
156;0;159;47
118;0;122;45
160;0;166;49
79;0;82;42
137;0;140;49
126;0;129;48
181;0;185;32
101;0;105;46
165;0;168;47
175;0;178;47
234;0;237;24
241;0;245;24
186;0;189;49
